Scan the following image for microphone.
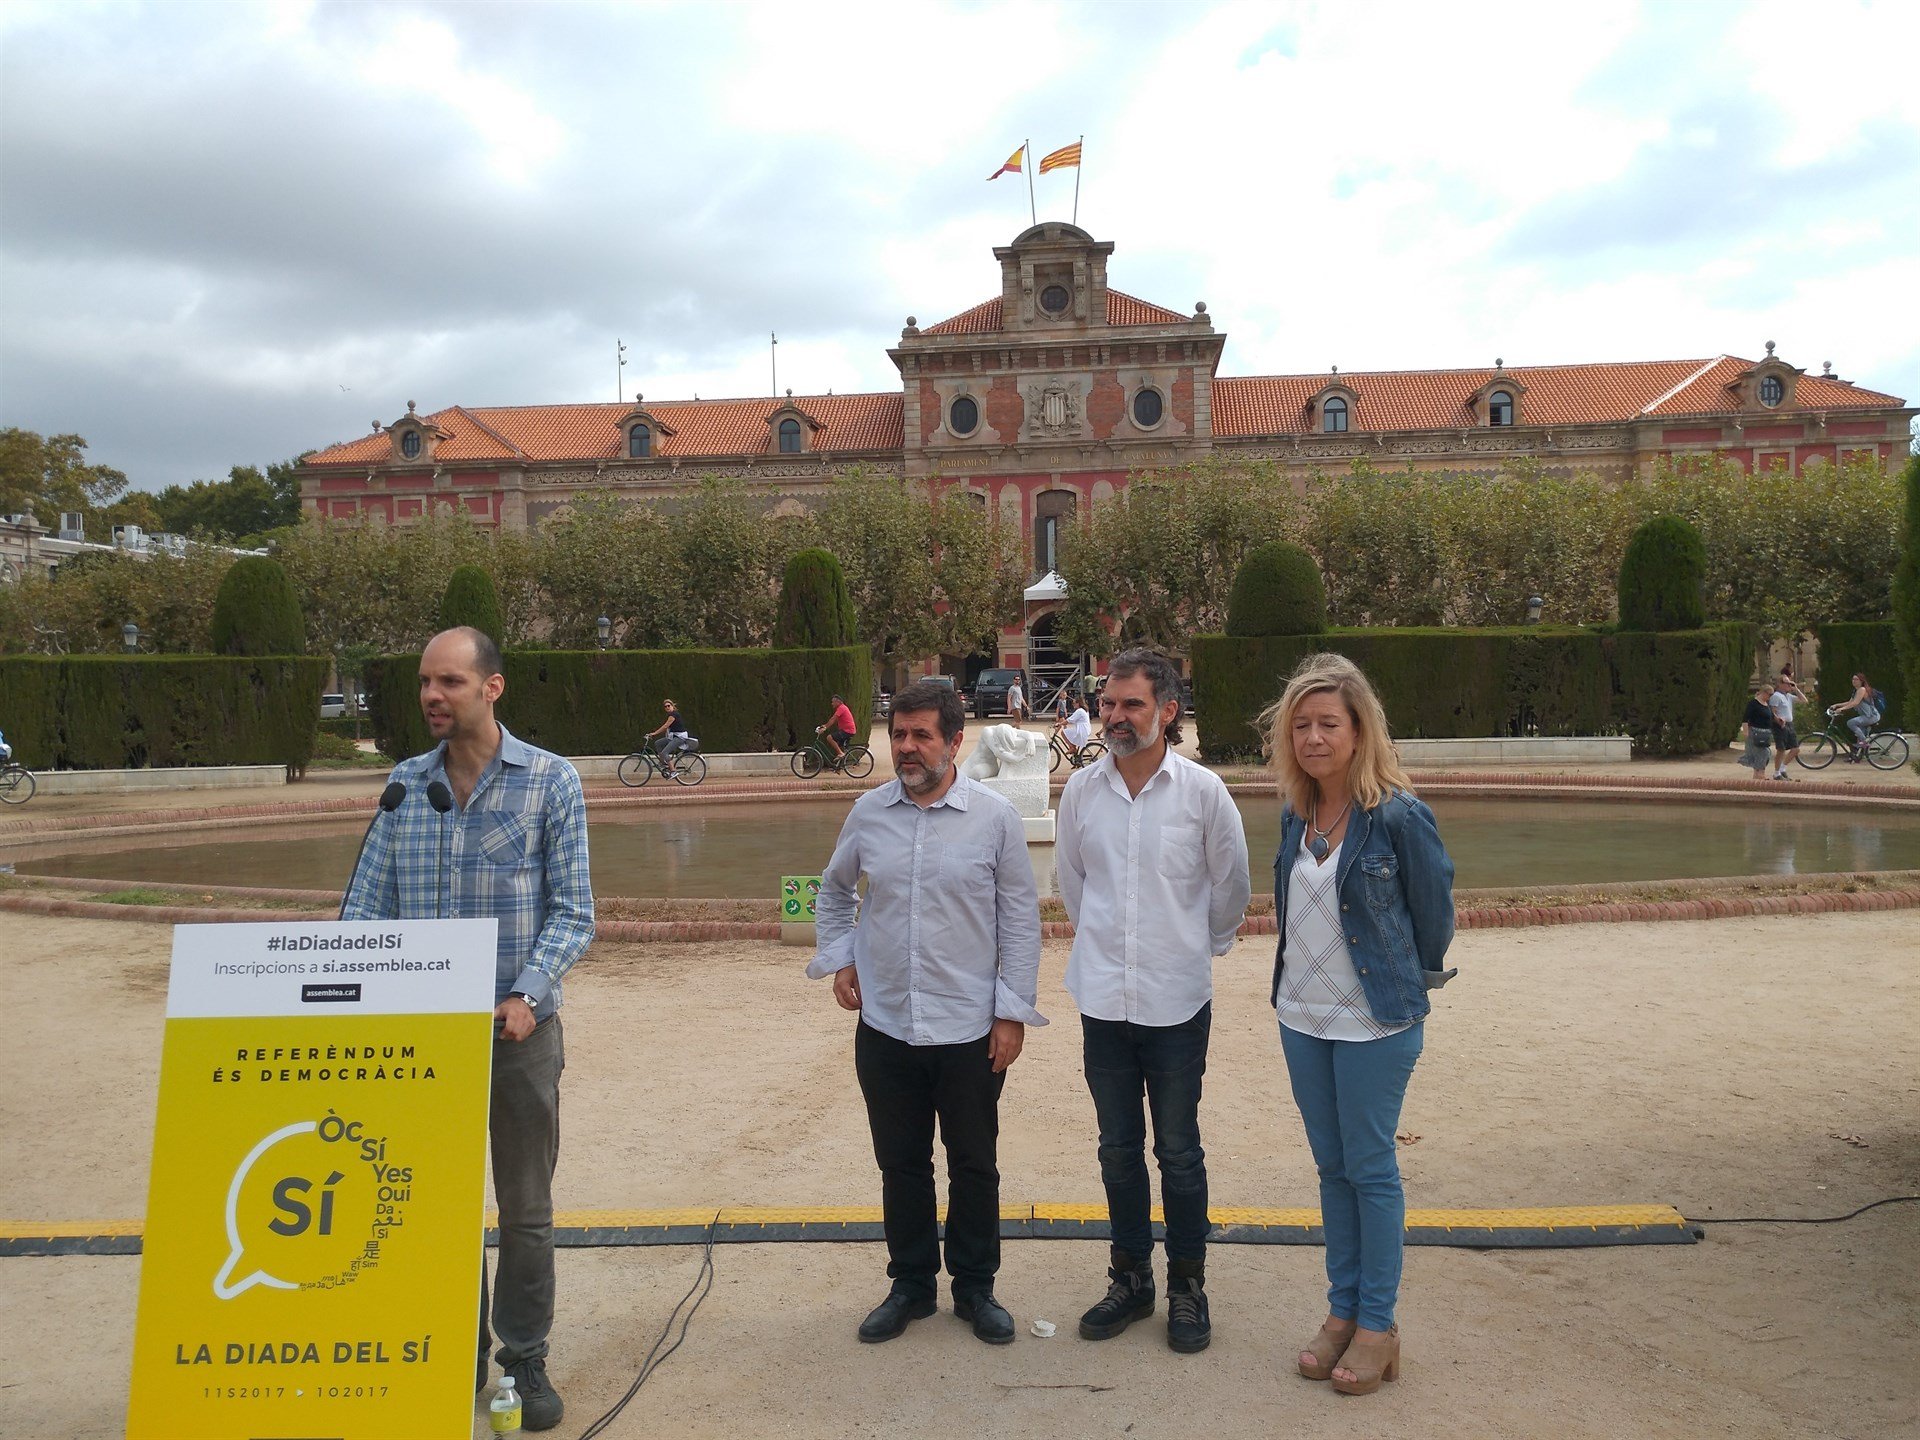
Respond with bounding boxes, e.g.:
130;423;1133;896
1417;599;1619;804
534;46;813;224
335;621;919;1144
338;782;407;920
426;780;454;920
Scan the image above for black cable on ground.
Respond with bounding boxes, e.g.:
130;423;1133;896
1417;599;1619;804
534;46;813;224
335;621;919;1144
1686;1195;1918;1228
573;1212;719;1440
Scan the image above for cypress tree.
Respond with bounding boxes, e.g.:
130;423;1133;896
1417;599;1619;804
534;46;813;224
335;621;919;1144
209;555;306;655
1617;515;1707;632
437;564;504;646
774;548;858;648
1226;541;1328;637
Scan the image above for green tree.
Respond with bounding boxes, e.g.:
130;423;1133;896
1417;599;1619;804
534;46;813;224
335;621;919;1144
774;548;858;648
210;555;306;655
814;469;942;671
673;476;786;646
1227;541;1326;636
152;458;306;543
532;495;686;648
1618;515;1707;632
0;428;127;520
437;564;505;645
928;490;1026;661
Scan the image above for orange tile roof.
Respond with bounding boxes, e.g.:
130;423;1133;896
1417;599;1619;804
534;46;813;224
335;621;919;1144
1212;357;1904;436
305;392;904;467
922;288;1190;335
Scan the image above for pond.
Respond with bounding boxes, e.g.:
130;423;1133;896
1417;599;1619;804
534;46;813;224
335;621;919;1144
11;795;1920;899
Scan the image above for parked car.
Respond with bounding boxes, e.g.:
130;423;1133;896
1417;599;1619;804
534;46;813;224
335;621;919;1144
971;668;1028;719
319;693;348;720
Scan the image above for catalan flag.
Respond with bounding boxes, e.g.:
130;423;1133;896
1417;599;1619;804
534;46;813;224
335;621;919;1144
986;143;1025;180
1039;140;1082;173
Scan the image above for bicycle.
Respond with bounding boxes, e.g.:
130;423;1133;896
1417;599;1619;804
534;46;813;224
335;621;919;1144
617;738;708;787
1796;707;1910;771
0;760;35;805
791;734;874;779
1048;731;1106;773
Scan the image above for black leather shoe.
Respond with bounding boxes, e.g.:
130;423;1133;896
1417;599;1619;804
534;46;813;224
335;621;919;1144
954;1291;1016;1345
475;1349;489;1394
859;1289;937;1343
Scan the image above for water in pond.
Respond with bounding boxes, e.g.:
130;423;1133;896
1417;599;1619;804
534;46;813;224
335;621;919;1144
11;796;1920;898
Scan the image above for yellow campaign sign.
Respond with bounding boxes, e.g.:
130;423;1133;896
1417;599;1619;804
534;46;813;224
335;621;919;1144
129;919;496;1440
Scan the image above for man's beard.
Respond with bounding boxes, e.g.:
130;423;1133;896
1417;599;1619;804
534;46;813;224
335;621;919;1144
898;752;952;793
1104;711;1162;758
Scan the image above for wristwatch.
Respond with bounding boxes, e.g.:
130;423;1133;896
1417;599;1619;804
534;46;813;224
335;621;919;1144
511;991;538;1011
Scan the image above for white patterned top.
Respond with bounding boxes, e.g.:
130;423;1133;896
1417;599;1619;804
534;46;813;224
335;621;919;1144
1276;842;1411;1042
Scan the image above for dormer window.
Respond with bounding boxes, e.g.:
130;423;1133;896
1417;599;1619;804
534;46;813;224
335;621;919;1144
778;418;802;453
1759;376;1784;407
400;430;422;459
1488;391;1515;427
1323;396;1349;433
629;424;652;458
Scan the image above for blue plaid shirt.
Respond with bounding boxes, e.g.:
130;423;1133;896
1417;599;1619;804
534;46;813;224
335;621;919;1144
341;724;595;1012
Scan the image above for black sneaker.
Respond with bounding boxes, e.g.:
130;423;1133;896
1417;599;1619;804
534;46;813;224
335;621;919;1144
504;1358;564;1432
1165;1260;1211;1354
1078;1248;1155;1340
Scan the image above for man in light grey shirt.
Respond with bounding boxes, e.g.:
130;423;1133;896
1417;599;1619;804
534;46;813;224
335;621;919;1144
809;679;1045;1346
1056;648;1250;1355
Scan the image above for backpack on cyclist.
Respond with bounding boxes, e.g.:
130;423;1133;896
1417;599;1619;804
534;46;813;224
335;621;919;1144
1868;689;1888;724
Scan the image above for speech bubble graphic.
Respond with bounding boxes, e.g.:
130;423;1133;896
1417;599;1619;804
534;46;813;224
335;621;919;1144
213;1114;386;1301
213;1119;315;1299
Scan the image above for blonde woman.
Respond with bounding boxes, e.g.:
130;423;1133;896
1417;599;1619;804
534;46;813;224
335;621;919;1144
1258;654;1457;1395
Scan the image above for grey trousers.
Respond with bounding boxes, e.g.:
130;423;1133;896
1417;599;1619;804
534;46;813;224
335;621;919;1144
480;1013;565;1366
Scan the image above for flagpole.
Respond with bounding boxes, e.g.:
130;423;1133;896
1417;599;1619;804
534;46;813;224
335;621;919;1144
1024;139;1036;226
1071;135;1083;225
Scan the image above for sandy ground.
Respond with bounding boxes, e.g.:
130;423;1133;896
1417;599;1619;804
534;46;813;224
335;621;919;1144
4;911;1917;1439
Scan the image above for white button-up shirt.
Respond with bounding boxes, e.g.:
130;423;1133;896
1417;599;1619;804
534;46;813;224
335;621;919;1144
808;772;1046;1046
1056;747;1252;1026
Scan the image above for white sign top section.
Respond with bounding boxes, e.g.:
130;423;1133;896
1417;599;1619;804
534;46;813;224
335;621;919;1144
168;920;499;1018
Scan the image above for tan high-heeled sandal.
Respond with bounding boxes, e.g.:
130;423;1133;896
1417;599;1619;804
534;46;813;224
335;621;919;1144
1296;1318;1357;1381
1330;1324;1399;1395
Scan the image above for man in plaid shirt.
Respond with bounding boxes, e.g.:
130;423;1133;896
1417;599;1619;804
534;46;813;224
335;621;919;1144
342;626;593;1432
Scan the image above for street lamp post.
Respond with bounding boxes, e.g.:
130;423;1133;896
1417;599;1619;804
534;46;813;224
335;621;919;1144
596;615;611;649
1524;594;1544;625
122;620;140;653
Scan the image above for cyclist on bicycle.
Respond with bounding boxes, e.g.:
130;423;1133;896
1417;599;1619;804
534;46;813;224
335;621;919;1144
1052;690;1091;763
644;698;696;776
0;726;11;764
816;693;858;767
1830;671;1883;760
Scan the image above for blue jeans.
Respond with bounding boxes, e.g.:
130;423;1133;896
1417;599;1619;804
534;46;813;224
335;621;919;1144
1847;715;1873;747
1082;1003;1211;1263
1279;1020;1423;1332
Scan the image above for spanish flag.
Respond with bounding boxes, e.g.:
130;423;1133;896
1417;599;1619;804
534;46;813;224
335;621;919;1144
986;144;1025;181
1039;140;1082;174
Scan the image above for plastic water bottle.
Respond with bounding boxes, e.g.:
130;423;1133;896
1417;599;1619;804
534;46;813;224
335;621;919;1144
490;1373;522;1433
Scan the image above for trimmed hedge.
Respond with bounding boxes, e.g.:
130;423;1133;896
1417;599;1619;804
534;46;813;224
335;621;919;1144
1192;623;1753;760
1619;515;1706;632
365;645;872;760
773;549;858;649
1817;620;1905;727
0;656;325;773
1895;455;1920;733
210;555;306;656
1227;541;1327;637
438;564;504;646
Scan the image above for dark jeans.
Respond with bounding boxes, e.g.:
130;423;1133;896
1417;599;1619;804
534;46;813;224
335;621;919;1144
1082;1003;1212;1264
479;1013;564;1367
854;1020;1006;1301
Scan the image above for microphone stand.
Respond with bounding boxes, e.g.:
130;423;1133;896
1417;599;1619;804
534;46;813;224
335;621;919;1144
338;782;407;920
427;779;454;920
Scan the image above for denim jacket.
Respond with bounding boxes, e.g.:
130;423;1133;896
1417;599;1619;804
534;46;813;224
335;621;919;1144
1271;790;1458;1027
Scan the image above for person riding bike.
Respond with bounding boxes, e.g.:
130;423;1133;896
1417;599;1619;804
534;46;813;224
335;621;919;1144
0;727;11;765
644;698;696;776
1830;672;1883;761
1052;690;1091;763
816;693;858;767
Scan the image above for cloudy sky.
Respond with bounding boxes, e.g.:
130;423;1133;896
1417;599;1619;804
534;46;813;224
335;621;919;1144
2;0;1916;490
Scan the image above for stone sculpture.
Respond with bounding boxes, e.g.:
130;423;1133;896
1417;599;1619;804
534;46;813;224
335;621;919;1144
960;724;1050;819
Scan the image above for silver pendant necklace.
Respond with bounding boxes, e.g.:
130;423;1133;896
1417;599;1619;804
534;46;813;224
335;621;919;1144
1307;797;1351;863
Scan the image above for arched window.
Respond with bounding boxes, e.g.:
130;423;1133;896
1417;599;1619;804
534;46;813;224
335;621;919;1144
1034;489;1076;575
1132;388;1163;428
1323;396;1349;433
1488;390;1514;427
778;418;802;453
400;430;421;459
1759;375;1785;407
628;424;651;458
949;395;979;436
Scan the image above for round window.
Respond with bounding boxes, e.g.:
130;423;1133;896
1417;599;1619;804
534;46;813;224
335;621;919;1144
949;395;979;436
1132;388;1164;428
400;430;421;459
1039;283;1071;315
1759;375;1785;407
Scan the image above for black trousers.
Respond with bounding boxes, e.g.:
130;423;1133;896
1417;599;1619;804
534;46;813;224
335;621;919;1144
854;1019;1006;1301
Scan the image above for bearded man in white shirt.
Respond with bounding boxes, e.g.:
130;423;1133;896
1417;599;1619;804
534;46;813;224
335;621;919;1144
809;679;1046;1347
1055;648;1251;1354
